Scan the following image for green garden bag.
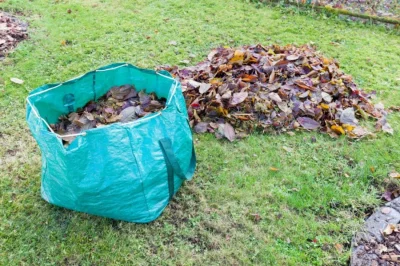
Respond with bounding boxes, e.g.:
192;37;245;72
26;63;196;223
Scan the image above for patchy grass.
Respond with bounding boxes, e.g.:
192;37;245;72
1;0;400;265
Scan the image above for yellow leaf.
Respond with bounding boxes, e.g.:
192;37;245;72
269;167;279;171
370;167;375;173
217;106;228;116
267;48;275;55
343;124;355;132
331;125;345;135
389;172;400;179
322;57;330;65
320;103;330;110
229;50;244;64
61;40;67;46
210;78;223;86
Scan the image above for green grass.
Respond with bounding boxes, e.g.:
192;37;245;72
1;0;400;265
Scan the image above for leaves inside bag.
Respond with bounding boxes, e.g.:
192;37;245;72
50;85;166;146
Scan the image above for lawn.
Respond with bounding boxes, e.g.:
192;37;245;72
1;0;400;265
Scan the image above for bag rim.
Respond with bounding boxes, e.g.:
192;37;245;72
26;63;179;139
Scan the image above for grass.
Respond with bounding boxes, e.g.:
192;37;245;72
1;0;400;265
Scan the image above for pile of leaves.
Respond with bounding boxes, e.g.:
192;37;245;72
0;11;28;59
158;44;392;141
359;224;400;265
50;85;165;145
291;0;400;21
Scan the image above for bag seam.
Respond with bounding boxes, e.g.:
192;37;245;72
124;128;152;219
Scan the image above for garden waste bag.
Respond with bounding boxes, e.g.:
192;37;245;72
26;63;196;223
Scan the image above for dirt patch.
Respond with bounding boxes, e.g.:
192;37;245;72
352;197;400;265
0;11;28;60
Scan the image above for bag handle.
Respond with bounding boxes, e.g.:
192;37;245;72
159;138;196;200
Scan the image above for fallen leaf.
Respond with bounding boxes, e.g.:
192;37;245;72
383;123;394;135
321;92;332;102
269;167;279;171
229;50;244;64
169;40;177;46
334;243;343;253
223;122;236;142
286;54;299;61
331;125;345;135
381;254;400;262
389;172;400;179
269;69;275;84
370;166;375;173
282;146;293;153
120;106;137;123
268;92;282;103
383;224;396;235
10;77;24;84
207;49;218;61
199;83;211;94
297;117;319;130
230;92;248;106
194;122;208;133
382;191;393;201
188;79;201;88
340;108;358;126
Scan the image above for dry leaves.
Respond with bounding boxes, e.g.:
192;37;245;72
158;44;391;141
361;223;400;265
0;11;28;59
50;85;165;145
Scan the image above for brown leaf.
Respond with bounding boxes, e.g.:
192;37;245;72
230;92;248;106
269;69;275;84
334;243;343;253
383;224;396;236
297;117;320;130
224;122;236;142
